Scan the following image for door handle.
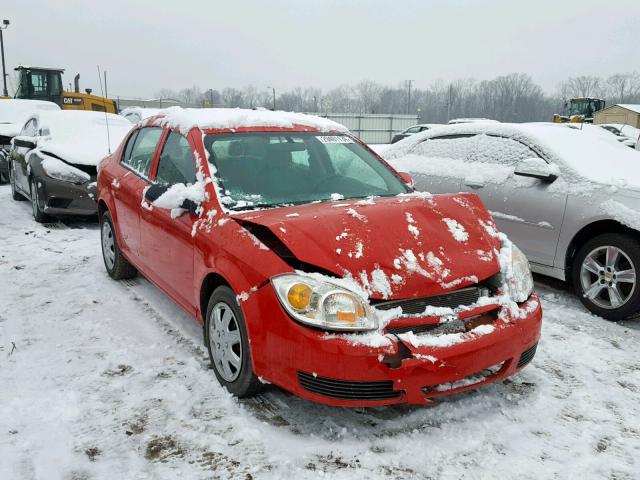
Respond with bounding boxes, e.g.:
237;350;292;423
464;181;485;189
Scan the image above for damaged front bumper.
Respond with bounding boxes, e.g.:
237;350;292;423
244;287;542;407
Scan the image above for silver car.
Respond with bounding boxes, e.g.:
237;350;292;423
384;122;640;320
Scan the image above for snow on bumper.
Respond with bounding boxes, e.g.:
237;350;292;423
244;287;542;407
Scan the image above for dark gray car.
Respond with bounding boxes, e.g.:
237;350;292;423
8;110;131;222
385;122;640;321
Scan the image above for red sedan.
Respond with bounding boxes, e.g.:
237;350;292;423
97;108;542;406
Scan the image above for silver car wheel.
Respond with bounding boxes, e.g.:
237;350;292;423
30;179;39;217
580;245;636;309
101;221;116;270
209;302;242;382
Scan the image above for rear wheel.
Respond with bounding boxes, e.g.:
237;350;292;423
9;163;25;201
30;177;50;223
204;286;262;397
100;211;137;280
572;233;640;320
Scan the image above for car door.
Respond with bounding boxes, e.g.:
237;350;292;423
138;131;198;314
114;126;164;262
11;118;38;193
456;134;567;267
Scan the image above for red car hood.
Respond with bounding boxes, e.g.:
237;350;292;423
230;193;501;299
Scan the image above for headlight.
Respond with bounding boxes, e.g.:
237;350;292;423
271;274;378;331
41;157;90;185
509;245;534;302
491;241;534;303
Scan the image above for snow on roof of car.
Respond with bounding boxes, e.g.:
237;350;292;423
152;107;349;135
447;118;500;124
385;121;640;188
0;99;61;137
31;110;133;166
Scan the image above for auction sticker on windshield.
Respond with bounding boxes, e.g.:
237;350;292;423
316;135;354;144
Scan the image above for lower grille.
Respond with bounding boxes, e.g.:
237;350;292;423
374;286;483;315
48;197;73;209
517;343;538;369
297;371;401;400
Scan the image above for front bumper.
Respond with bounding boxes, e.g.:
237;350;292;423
244;287;542;407
39;177;98;216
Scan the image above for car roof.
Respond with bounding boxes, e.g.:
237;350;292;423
148;107;349;135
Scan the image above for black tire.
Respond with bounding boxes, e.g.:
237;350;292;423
204;286;262;398
100;211;137;280
30;177;51;223
9;163;25;201
571;233;640;321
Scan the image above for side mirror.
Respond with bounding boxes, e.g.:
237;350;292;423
144;183;200;216
398;171;415;189
514;158;558;182
12;136;37;149
144;183;169;203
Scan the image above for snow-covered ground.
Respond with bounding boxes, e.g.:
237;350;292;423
1;183;639;480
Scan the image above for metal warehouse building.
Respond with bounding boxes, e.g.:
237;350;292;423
594;104;640;127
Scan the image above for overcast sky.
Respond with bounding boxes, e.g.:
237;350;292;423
3;0;639;99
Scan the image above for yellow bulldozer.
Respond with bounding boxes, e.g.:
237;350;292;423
553;97;605;124
10;66;118;113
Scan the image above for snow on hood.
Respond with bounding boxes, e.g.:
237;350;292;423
151;107;349;136
385;122;640;189
230;193;501;300
0;99;60;138
34;111;132;166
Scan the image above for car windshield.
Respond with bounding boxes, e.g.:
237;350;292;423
204;132;409;210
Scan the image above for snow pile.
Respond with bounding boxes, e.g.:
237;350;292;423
153;107;349;136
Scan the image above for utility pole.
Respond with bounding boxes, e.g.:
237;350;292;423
209;88;214;107
267;86;276;110
447;83;453;121
0;19;10;97
406;79;413;115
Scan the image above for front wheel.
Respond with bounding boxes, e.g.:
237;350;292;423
572;233;640;320
204;286;262;397
30;177;50;223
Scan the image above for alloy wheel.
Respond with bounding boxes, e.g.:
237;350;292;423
30;179;39;217
101;221;116;270
580;245;636;309
209;302;243;382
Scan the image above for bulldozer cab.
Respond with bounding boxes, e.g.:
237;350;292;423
566;97;605;119
14;66;65;106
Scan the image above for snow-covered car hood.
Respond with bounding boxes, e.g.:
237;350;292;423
231;193;501;300
38;140;115;167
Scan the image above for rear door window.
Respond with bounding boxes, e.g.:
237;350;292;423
155;132;197;185
121;127;163;178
